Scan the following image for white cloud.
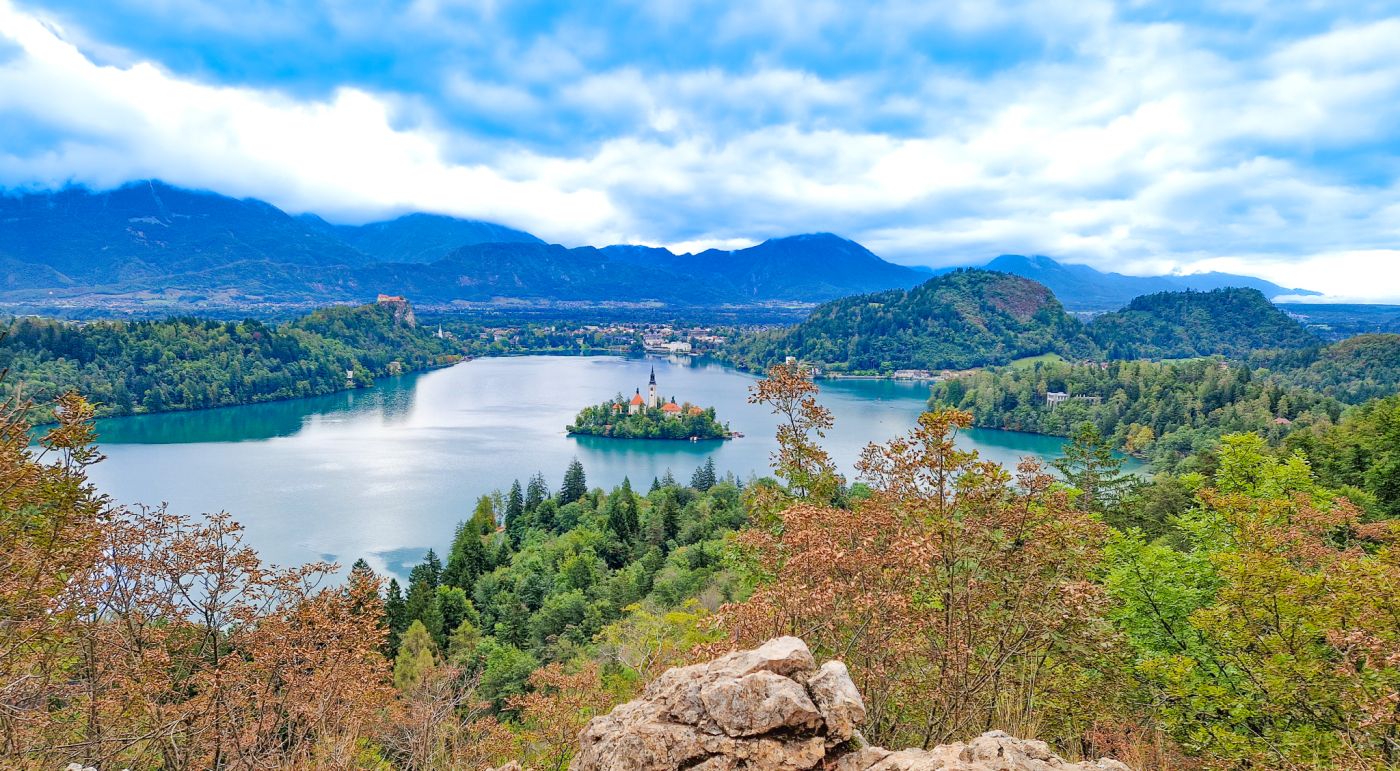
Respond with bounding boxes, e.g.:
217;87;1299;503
0;0;614;237
1;0;1399;300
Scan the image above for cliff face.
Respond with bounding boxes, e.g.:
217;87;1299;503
560;637;1131;771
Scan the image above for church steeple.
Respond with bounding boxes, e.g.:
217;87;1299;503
647;366;658;409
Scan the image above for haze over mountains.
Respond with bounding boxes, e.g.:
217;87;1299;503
0;180;1317;312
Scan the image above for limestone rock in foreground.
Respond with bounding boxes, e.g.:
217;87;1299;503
566;637;1131;771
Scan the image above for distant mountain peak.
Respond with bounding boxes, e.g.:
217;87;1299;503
982;253;1318;310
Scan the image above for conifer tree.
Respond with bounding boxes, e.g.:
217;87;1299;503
505;479;524;527
650;477;661;493
1051;422;1138;515
606;477;640;543
404;549;444;638
690;457;717;491
560;458;587;505
525;472;548;512
443;523;489;593
660;468;677;488
385;577;408;654
434;585;475;650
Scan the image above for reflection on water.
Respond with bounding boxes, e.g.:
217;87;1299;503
84;355;1113;578
94;376;421;444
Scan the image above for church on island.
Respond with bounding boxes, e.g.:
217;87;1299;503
568;366;728;441
616;368;705;419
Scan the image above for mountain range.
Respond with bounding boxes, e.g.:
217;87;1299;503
0;180;1316;312
980;254;1318;310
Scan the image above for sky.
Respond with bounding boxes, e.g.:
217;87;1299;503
1;0;1399;300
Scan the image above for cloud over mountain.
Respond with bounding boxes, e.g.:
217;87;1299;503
1;0;1399;299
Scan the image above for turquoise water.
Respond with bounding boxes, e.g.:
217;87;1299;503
85;355;1082;577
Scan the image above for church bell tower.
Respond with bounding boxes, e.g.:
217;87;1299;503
648;367;658;409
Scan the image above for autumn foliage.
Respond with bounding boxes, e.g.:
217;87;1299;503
1;392;394;769
718;404;1118;751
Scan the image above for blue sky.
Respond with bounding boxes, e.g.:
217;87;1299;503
1;0;1399;299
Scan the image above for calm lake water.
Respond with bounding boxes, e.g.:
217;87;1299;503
85;355;1078;577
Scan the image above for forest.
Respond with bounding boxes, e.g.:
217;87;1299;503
725;278;1321;375
4;365;1399;770
927;333;1400;471
0;302;461;422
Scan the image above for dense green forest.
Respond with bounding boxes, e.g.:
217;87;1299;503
928;358;1346;470
567;398;728;440
725;275;1318;374
723;269;1094;373
1087;287;1318;359
927;333;1400;470
0;301;462;421
1250;333;1400;403
380;457;742;707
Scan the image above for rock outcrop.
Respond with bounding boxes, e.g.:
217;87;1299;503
567;637;1130;771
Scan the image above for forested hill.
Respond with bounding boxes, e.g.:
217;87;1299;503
0;300;461;421
726;276;1328;375
723;269;1094;373
1088;287;1318;359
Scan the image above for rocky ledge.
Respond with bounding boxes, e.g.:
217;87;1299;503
564;637;1131;771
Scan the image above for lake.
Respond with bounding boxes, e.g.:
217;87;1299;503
85;355;1080;577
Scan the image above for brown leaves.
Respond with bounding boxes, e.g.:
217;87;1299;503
718;405;1114;752
1;393;395;769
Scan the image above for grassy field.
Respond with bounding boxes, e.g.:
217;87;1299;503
1009;352;1066;367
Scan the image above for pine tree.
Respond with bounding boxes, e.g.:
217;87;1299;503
505;479;524;533
525;472;548;512
645;490;681;549
434;585;475;651
393;620;437;691
650;476;661;493
492;537;513;570
606;477;640;543
385;577;408;654
1051;422;1138;516
443;523;488;593
690;457;717;491
660;468;677;489
404;549;444;639
560;458;587;505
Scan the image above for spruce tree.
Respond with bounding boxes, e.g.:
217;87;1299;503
505;479;524;528
434;585;475;650
1052;422;1138;516
606;477;640;543
443;523;488;593
524;472;548;512
650;476;661;493
384;578;408;654
690;457;717;491
404;549;444;639
560;458;587;505
660;468;677;489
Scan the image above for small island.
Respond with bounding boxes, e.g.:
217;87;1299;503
568;367;731;440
